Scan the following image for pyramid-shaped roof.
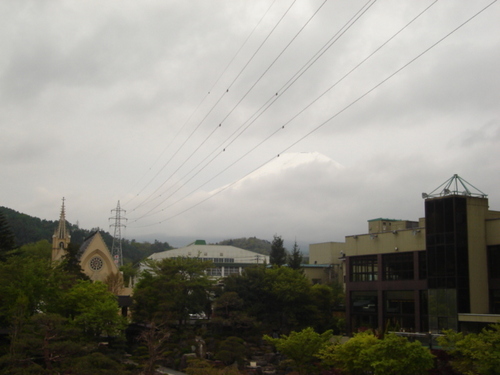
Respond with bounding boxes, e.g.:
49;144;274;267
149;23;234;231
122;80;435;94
422;174;487;199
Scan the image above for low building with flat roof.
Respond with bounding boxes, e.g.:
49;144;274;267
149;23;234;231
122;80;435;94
148;240;269;278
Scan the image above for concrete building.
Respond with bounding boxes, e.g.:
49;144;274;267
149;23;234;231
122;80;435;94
310;175;500;334
305;242;345;285
147;240;269;278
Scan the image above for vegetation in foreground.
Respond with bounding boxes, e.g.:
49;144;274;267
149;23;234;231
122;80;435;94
2;210;500;374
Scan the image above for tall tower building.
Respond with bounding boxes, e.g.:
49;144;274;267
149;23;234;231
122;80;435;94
424;175;489;332
52;197;71;262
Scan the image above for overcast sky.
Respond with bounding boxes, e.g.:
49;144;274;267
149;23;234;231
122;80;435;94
1;0;499;249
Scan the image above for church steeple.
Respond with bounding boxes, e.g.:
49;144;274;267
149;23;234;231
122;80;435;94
52;197;71;262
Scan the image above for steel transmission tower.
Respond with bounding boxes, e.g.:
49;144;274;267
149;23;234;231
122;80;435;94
109;200;127;267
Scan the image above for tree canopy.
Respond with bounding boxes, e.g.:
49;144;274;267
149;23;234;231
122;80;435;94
0;210;16;261
0;241;128;374
317;331;434;375
438;323;500;375
265;327;332;375
132;257;215;325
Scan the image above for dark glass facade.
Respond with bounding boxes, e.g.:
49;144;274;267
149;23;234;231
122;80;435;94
488;245;500;313
383;252;414;281
425;196;469;331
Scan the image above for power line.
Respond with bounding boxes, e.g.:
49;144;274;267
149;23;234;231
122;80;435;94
128;0;296;213
129;0;497;227
129;0;375;220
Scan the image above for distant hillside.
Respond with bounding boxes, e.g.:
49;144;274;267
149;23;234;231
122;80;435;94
0;206;172;265
215;237;271;255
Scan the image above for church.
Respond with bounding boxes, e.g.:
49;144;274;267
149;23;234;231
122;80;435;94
52;199;132;301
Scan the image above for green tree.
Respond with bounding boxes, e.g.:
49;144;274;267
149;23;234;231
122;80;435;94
16;239;51;260
317;331;434;375
0;210;16;261
61;280;126;338
287;240;303;270
59;242;90;281
222;265;269;328
265;327;332;375
120;262;138;287
0;251;67;327
438;323;500;375
223;265;319;333
137;320;171;375
0;313;128;375
215;336;247;367
310;284;337;333
132;257;215;325
211;291;257;336
270;235;287;267
264;266;316;332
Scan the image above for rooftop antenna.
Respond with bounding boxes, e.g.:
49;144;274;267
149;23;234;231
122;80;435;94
109;201;127;267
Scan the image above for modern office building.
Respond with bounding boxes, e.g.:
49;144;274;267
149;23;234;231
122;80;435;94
311;175;500;334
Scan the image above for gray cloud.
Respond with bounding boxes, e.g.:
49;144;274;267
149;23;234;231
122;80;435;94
1;0;499;247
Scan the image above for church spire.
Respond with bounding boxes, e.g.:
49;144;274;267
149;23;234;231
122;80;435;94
52;197;71;262
56;197;68;239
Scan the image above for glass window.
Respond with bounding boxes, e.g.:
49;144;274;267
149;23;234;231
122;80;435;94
385;291;415;314
488;245;500;279
383;252;414;281
418;251;427;279
207;267;222;277
490;289;500;314
351;291;378;313
224;266;240;276
351;255;378;282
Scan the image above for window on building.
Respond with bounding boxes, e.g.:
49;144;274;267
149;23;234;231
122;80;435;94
384;290;416;332
224;266;240;276
207;267;222;277
383;252;414;281
351;291;378;313
488;245;500;279
418;251;427;279
385;291;415;314
490;290;500;314
351;255;378;282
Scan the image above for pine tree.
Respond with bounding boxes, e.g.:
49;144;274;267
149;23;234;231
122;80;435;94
288;241;303;270
270;235;287;267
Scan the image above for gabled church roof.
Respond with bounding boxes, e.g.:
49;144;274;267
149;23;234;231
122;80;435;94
78;231;111;260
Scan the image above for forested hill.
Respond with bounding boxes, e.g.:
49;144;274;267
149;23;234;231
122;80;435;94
215;237;271;255
0;206;172;265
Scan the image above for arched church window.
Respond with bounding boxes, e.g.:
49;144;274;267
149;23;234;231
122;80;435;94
59;242;65;249
89;256;104;271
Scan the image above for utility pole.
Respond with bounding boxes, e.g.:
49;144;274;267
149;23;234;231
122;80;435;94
109;201;127;267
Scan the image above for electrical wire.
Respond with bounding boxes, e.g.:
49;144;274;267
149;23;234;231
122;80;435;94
129;0;497;227
130;0;375;219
